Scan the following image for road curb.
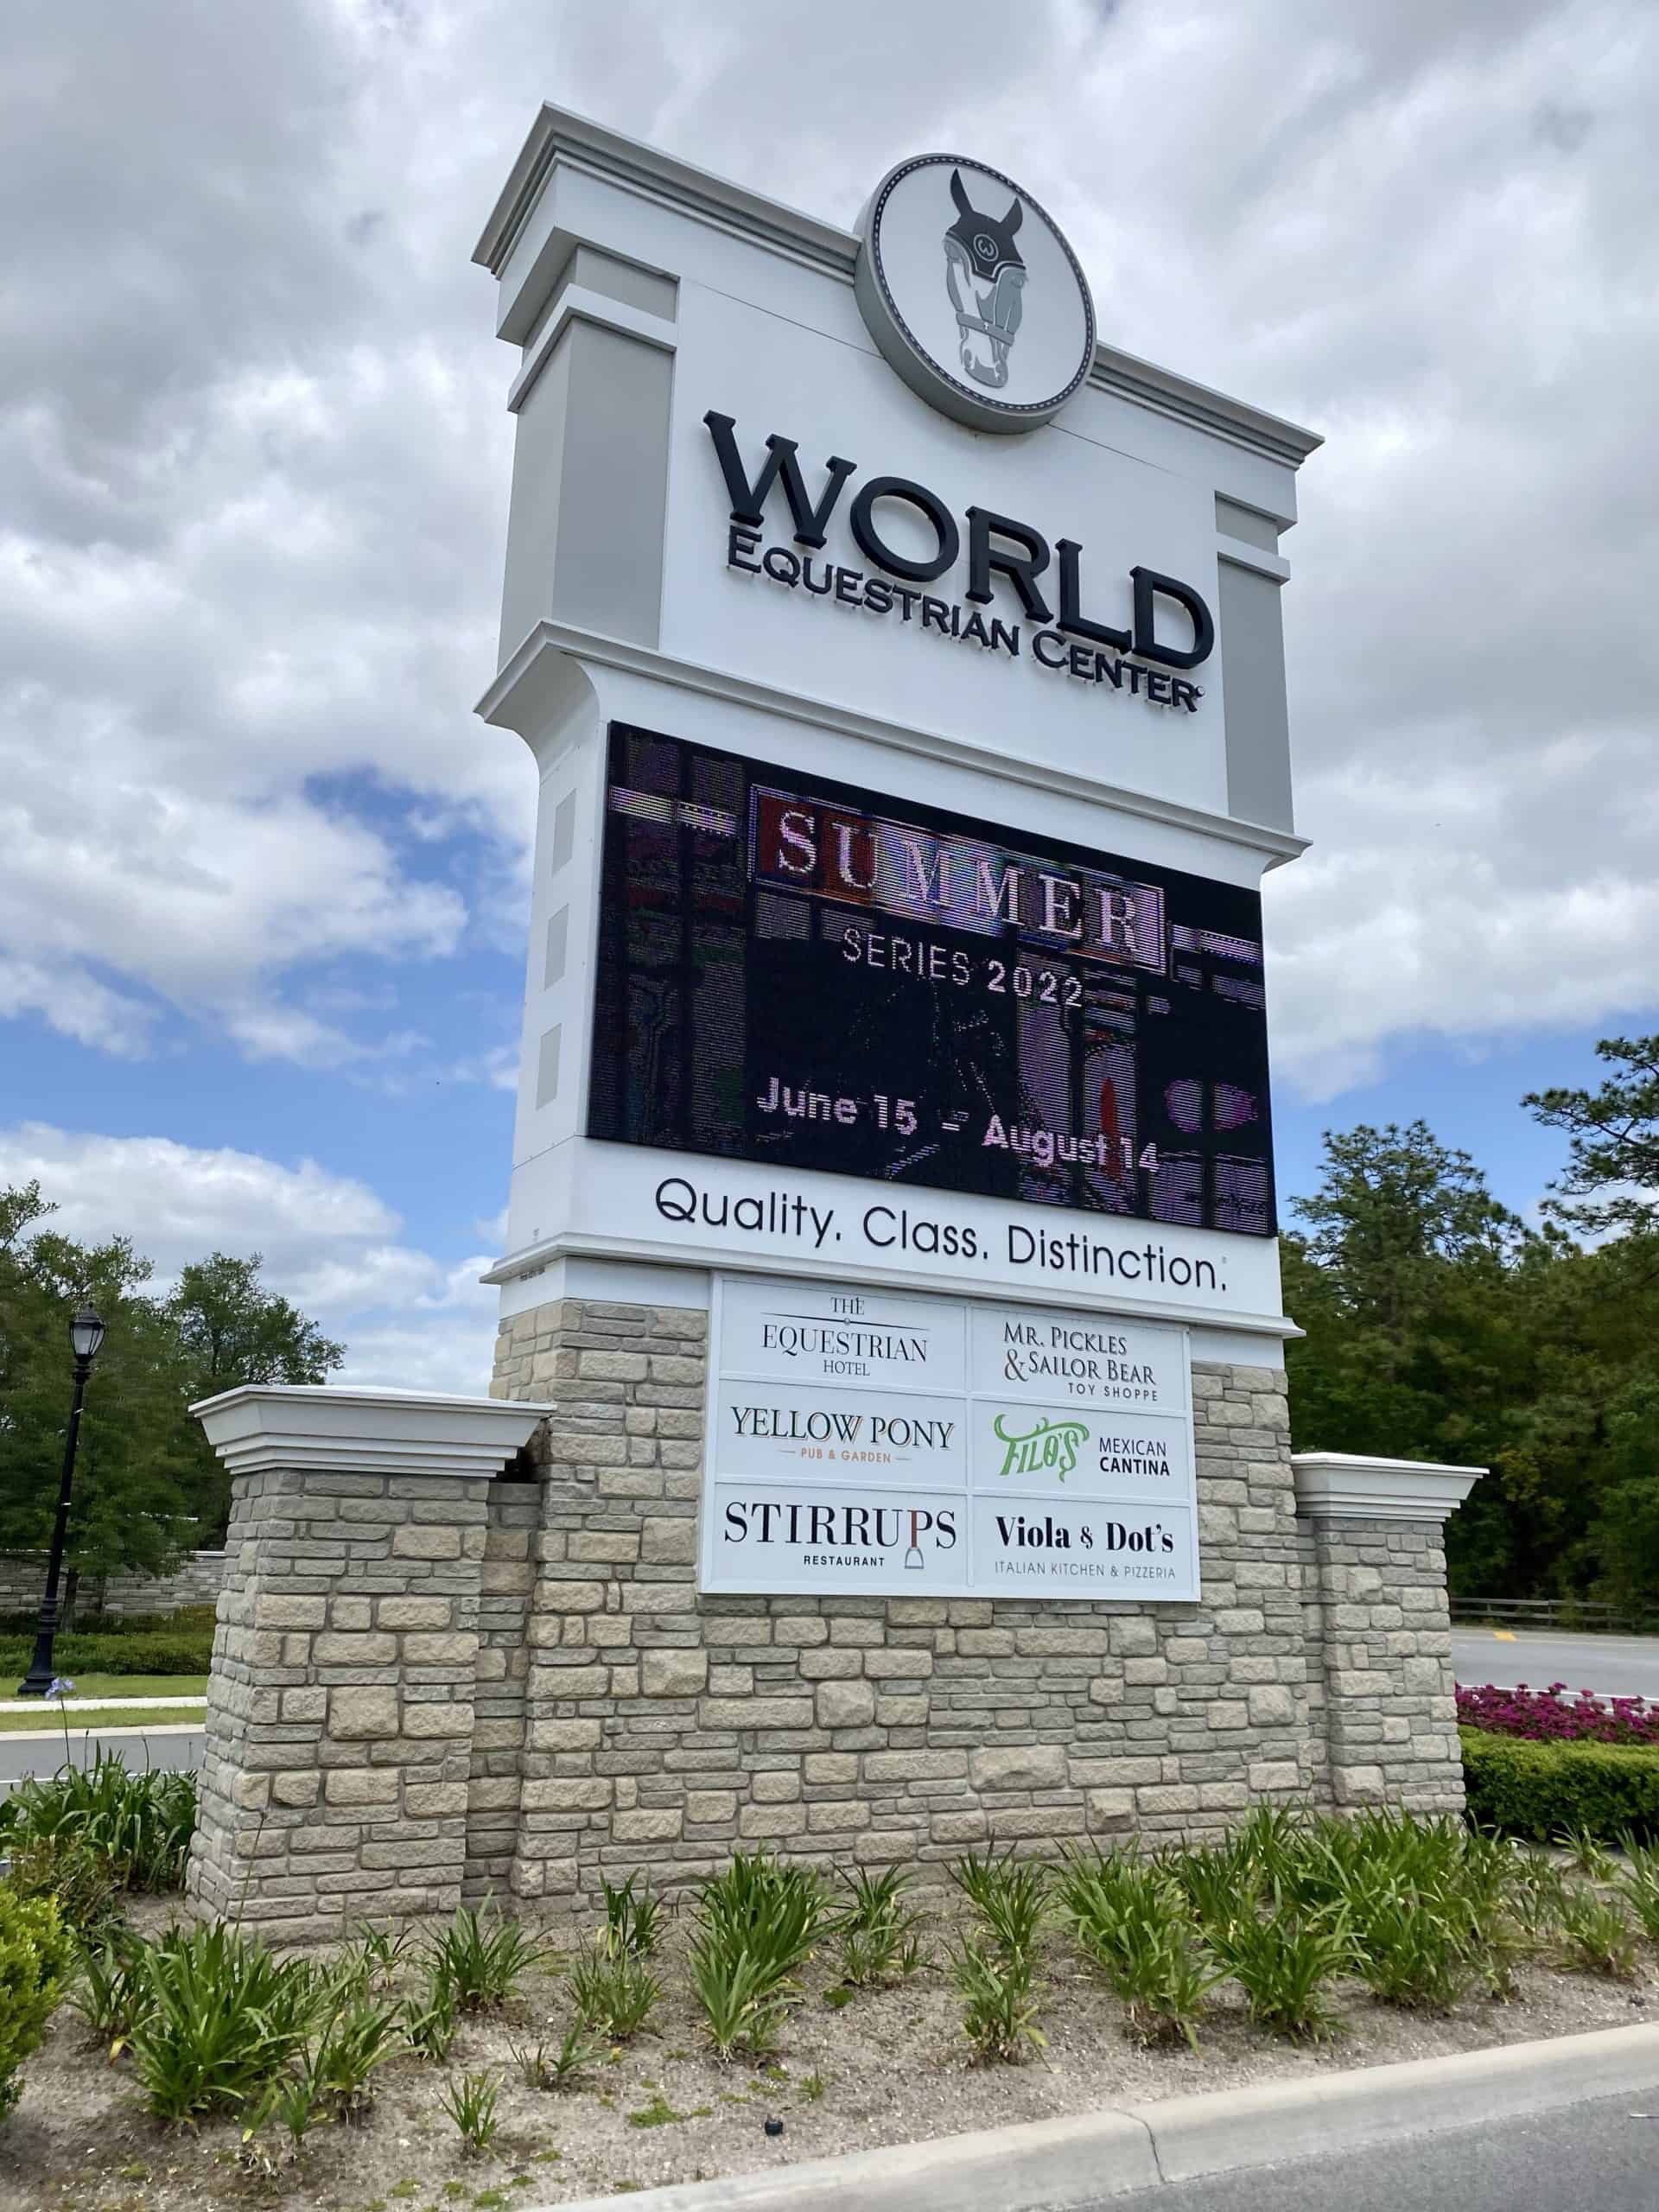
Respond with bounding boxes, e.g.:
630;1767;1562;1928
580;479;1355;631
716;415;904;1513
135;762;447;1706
531;2021;1659;2212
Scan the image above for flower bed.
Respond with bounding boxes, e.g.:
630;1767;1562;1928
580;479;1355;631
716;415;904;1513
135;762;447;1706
1457;1681;1659;1745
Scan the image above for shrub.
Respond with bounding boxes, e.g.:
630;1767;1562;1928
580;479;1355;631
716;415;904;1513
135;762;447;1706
509;2022;605;2090
0;1630;213;1677
123;1923;321;2124
836;1867;926;1989
688;1853;831;2058
1619;1840;1659;1944
3;1834;120;1937
950;1848;1050;1959
1058;1853;1220;2048
1461;1728;1659;1844
0;1890;73;2122
71;1931;150;2050
569;1942;660;2039
304;1989;403;2117
425;1906;551;2012
1207;1910;1353;2042
949;1936;1046;2063
601;1874;663;1961
1558;1891;1640;1980
397;1966;460;2062
0;1752;197;1891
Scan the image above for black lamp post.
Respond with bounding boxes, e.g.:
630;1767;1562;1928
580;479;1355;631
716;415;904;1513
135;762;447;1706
16;1301;106;1698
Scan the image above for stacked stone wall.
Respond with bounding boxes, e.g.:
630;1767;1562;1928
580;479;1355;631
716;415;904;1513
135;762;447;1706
488;1297;1319;1908
187;1467;491;1941
185;1304;1472;1936
0;1548;226;1619
1301;1516;1462;1810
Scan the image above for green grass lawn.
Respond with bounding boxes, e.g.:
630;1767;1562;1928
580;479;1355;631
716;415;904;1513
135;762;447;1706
0;1673;207;1706
0;1702;205;1736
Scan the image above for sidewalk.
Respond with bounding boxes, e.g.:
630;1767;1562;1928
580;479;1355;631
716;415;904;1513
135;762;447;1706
531;2022;1659;2212
0;1694;207;1713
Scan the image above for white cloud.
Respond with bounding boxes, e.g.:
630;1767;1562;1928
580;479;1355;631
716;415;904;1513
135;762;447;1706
2;0;1656;1100
0;1122;498;1393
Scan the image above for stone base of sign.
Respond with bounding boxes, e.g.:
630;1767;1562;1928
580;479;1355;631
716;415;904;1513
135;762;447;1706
184;1315;1479;1936
184;1387;550;1942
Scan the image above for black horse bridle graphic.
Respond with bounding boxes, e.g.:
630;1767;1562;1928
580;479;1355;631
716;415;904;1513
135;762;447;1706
943;168;1027;390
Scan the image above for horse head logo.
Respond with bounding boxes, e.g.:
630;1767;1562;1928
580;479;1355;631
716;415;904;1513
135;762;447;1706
944;168;1027;389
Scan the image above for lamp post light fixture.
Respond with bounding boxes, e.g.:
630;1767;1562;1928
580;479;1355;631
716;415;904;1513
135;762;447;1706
16;1301;106;1698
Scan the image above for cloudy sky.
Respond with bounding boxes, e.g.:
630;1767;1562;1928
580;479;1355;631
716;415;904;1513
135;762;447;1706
4;0;1656;1391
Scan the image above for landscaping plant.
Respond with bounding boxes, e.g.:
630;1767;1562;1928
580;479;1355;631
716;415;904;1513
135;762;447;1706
601;1873;664;1961
836;1866;927;1988
1458;1681;1659;1748
441;2069;501;2156
509;2022;605;2091
688;1853;832;2058
305;1988;404;2117
1558;1891;1640;1980
0;1751;196;1891
3;1833;119;1937
0;1890;73;2123
70;1928;151;2049
425;1905;550;2012
569;1941;661;2040
1460;1728;1659;1843
397;1965;461;2063
121;1923;321;2124
1206;1909;1353;2042
948;1936;1046;2063
950;1847;1051;1958
1618;1838;1659;1943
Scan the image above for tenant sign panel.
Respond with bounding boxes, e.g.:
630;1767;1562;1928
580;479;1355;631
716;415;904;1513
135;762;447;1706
703;1274;1198;1601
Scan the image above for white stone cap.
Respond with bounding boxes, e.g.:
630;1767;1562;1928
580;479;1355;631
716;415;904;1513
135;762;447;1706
191;1384;554;1480
1291;1451;1484;1525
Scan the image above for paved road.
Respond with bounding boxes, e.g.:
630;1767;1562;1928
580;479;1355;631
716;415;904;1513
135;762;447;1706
1452;1627;1659;1700
0;1725;203;1787
1088;2090;1659;2212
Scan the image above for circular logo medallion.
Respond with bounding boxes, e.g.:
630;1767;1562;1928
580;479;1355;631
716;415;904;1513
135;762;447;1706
855;154;1096;435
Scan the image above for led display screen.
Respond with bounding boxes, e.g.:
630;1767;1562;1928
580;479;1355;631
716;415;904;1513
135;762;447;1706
588;724;1276;1237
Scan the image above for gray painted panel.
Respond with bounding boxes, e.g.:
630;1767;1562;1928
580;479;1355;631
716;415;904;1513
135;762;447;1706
497;336;572;663
566;244;677;322
537;1025;562;1107
552;321;672;647
1215;496;1281;552
551;792;576;872
544;905;569;988
1219;559;1294;832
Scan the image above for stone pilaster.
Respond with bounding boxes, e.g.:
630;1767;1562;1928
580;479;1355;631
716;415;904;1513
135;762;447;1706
1293;1452;1484;1812
186;1387;547;1940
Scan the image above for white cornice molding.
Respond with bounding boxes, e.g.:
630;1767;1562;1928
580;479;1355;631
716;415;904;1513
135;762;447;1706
191;1386;553;1482
1292;1452;1485;1526
474;105;1322;473
477;622;1311;869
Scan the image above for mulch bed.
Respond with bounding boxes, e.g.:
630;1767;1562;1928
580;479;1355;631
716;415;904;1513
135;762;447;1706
5;1900;1656;2212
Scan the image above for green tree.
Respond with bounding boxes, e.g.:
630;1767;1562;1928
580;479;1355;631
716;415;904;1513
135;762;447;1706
0;1183;199;1592
1281;1122;1550;1595
1526;1033;1659;1243
166;1252;345;1539
0;1188;348;1588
